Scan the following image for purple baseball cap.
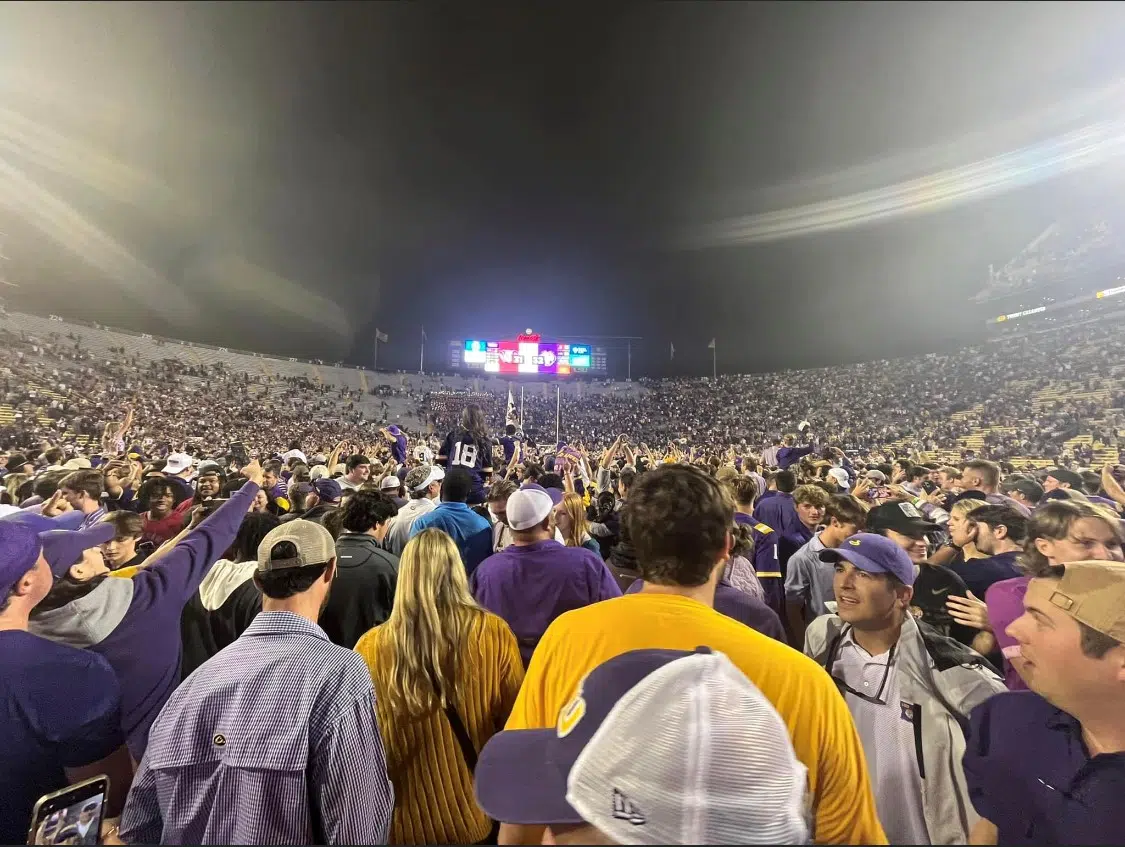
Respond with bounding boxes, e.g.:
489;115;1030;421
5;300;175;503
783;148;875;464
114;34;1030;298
3;510;87;533
386;425;402;436
819;532;916;586
40;523;117;577
520;482;563;506
0;520;44;588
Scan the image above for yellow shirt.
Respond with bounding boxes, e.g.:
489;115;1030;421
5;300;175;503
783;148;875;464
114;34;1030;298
506;592;887;845
108;566;140;579
356;611;525;845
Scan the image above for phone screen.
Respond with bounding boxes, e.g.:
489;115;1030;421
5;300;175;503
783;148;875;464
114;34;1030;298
27;775;108;845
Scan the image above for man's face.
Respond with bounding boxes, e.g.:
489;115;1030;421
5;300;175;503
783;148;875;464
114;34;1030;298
79;809;95;826
1043;474;1063;493
833;560;910;627
974;522;1003;555
427;481;441;500
1007;577;1123;712
828;518;859;540
796;500;825;530
262;470;278;489
101;533;139;567
150;487;174;517
68;547;108;582
60;486;84;510
928;469;941;484
1036;517;1123;563
489;495;510;525
884;528;928;563
939;471;958;491
349;463;370;484
959;470;982;491
197;473;221;498
26;554;54;608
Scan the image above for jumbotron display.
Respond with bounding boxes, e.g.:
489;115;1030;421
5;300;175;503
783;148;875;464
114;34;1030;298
449;333;607;375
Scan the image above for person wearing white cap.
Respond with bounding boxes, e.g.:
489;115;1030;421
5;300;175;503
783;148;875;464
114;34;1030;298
379;473;407;509
383;464;443;556
161;452;196;500
474;647;810;845
470;486;621;668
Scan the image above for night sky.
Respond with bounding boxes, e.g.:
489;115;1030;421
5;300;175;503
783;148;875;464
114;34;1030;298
3;2;1125;378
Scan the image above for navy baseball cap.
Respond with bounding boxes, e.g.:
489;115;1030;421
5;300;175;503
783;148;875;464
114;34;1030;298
819;532;917;586
476;649;701;826
312;477;342;503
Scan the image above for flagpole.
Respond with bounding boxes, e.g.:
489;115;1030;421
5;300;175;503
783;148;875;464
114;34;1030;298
712;341;717;380
419;326;425;374
520;385;525;428
555;384;561;445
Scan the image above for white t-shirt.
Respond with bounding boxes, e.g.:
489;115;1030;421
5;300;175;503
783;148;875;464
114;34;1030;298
835;633;931;845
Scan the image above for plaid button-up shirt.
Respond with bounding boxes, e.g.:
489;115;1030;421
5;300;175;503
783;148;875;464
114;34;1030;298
120;611;393;845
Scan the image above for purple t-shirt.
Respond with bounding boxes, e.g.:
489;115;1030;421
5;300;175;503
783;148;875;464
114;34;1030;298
470;539;622;666
985;576;1030;691
625;579;786;643
0;632;123;844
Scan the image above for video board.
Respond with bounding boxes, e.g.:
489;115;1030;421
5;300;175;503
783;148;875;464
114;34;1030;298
450;337;607;375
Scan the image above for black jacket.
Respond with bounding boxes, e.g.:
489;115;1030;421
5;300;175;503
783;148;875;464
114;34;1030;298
323;533;399;648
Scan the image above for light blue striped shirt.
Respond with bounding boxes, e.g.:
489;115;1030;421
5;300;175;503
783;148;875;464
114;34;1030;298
120;611;393;845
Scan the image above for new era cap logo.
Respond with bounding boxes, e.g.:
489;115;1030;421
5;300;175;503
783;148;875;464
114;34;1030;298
612;788;646;826
848;539;862;546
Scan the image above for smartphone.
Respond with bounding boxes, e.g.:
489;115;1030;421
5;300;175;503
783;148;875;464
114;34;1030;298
27;775;109;845
228;442;249;466
200;497;230;515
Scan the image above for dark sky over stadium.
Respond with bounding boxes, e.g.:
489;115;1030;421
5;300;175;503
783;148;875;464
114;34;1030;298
3;2;1125;377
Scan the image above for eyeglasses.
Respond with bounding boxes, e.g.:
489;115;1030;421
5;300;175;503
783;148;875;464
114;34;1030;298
831;643;897;706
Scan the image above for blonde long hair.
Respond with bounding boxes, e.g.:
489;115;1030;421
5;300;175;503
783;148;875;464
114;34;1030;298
557;492;591;547
379;528;485;717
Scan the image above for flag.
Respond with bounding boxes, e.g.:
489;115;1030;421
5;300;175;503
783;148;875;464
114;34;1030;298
375;329;389;343
670;342;675;359
506;388;518;427
707;338;716;350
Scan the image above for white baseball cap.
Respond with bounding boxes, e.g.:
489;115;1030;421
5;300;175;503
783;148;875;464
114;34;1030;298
164;452;194;475
475;648;810;844
380;475;402;491
827;467;850;488
505;487;554;531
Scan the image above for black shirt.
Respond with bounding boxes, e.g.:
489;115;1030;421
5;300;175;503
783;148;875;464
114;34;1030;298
911;562;976;647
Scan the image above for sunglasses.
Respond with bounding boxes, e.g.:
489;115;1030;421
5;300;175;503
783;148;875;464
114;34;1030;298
831;642;897;706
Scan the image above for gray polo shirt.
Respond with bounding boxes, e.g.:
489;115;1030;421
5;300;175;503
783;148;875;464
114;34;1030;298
783;532;834;618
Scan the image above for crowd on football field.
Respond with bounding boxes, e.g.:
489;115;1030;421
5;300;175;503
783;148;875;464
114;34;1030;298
2;377;1124;845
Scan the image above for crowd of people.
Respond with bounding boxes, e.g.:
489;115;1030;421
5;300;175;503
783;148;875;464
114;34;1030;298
975;213;1125;302
1;368;1124;845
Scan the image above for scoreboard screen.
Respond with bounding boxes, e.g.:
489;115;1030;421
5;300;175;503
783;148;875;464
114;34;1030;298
450;338;607;375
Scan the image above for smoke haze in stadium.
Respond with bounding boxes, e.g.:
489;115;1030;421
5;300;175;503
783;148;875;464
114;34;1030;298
2;3;1125;376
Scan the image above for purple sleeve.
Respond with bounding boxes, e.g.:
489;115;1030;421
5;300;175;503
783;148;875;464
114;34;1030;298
130;482;260;613
962;696;1005;824
592;556;623;601
755;604;787;643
